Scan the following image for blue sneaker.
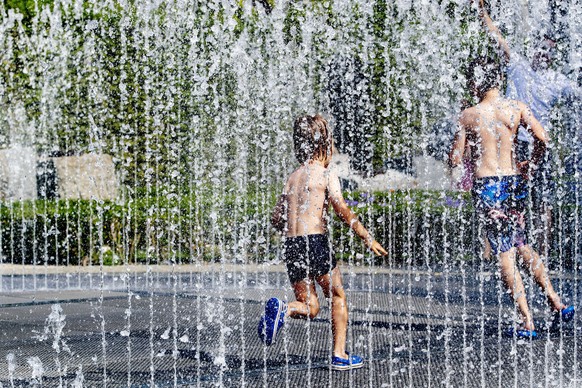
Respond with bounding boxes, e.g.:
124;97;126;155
505;327;538;339
550;305;575;332
561;305;575;322
331;352;364;371
258;298;286;346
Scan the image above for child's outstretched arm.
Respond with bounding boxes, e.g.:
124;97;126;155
271;193;287;232
327;171;388;256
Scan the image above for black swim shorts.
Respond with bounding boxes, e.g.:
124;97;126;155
283;234;337;284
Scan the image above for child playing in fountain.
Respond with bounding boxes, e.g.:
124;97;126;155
258;114;387;370
449;57;574;338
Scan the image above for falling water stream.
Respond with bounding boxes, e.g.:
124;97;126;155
0;0;581;386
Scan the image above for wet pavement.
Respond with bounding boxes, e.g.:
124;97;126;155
0;264;581;387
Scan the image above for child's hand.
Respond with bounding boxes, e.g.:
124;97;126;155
368;240;388;256
517;160;536;180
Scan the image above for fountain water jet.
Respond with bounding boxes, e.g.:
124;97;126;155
0;0;580;386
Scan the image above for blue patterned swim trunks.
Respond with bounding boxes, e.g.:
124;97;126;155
472;175;529;255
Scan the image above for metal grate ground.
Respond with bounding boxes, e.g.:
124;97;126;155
0;267;580;387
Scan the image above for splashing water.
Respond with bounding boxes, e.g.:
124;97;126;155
26;357;44;386
6;353;16;386
0;0;580;386
34;304;69;354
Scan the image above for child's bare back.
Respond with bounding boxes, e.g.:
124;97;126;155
274;159;386;255
283;162;329;237
453;92;548;179
460;98;522;178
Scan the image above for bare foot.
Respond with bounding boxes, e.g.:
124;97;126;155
523;317;535;332
547;293;566;312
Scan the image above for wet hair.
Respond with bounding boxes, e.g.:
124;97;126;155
467;56;503;98
532;35;557;61
533;32;557;50
293;114;333;167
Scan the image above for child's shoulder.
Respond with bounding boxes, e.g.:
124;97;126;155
459;106;480;126
285;164;331;187
289;163;327;176
460;105;478;117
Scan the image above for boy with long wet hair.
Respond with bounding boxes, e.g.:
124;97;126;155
258;114;387;370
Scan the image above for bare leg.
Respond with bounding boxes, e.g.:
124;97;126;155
498;248;534;330
517;244;565;312
483;236;491;260
288;280;320;319
537;206;552;257
316;267;348;359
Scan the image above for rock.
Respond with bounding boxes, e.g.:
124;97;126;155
413;155;452;190
364;169;418;191
0;150;118;201
52;154;119;200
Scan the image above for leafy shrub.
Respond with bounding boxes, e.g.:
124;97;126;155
0;189;472;266
1;188;577;269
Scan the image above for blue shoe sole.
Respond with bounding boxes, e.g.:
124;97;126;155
505;327;538;339
550;305;575;332
258;298;285;346
562;305;575;322
331;362;364;371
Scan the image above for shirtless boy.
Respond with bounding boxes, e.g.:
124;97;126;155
258;114;387;369
449;57;574;338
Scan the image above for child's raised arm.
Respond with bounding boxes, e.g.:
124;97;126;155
327;171;388;256
476;0;511;62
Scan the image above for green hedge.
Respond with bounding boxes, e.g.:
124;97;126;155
0;189;479;266
2;188;578;268
331;190;476;266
